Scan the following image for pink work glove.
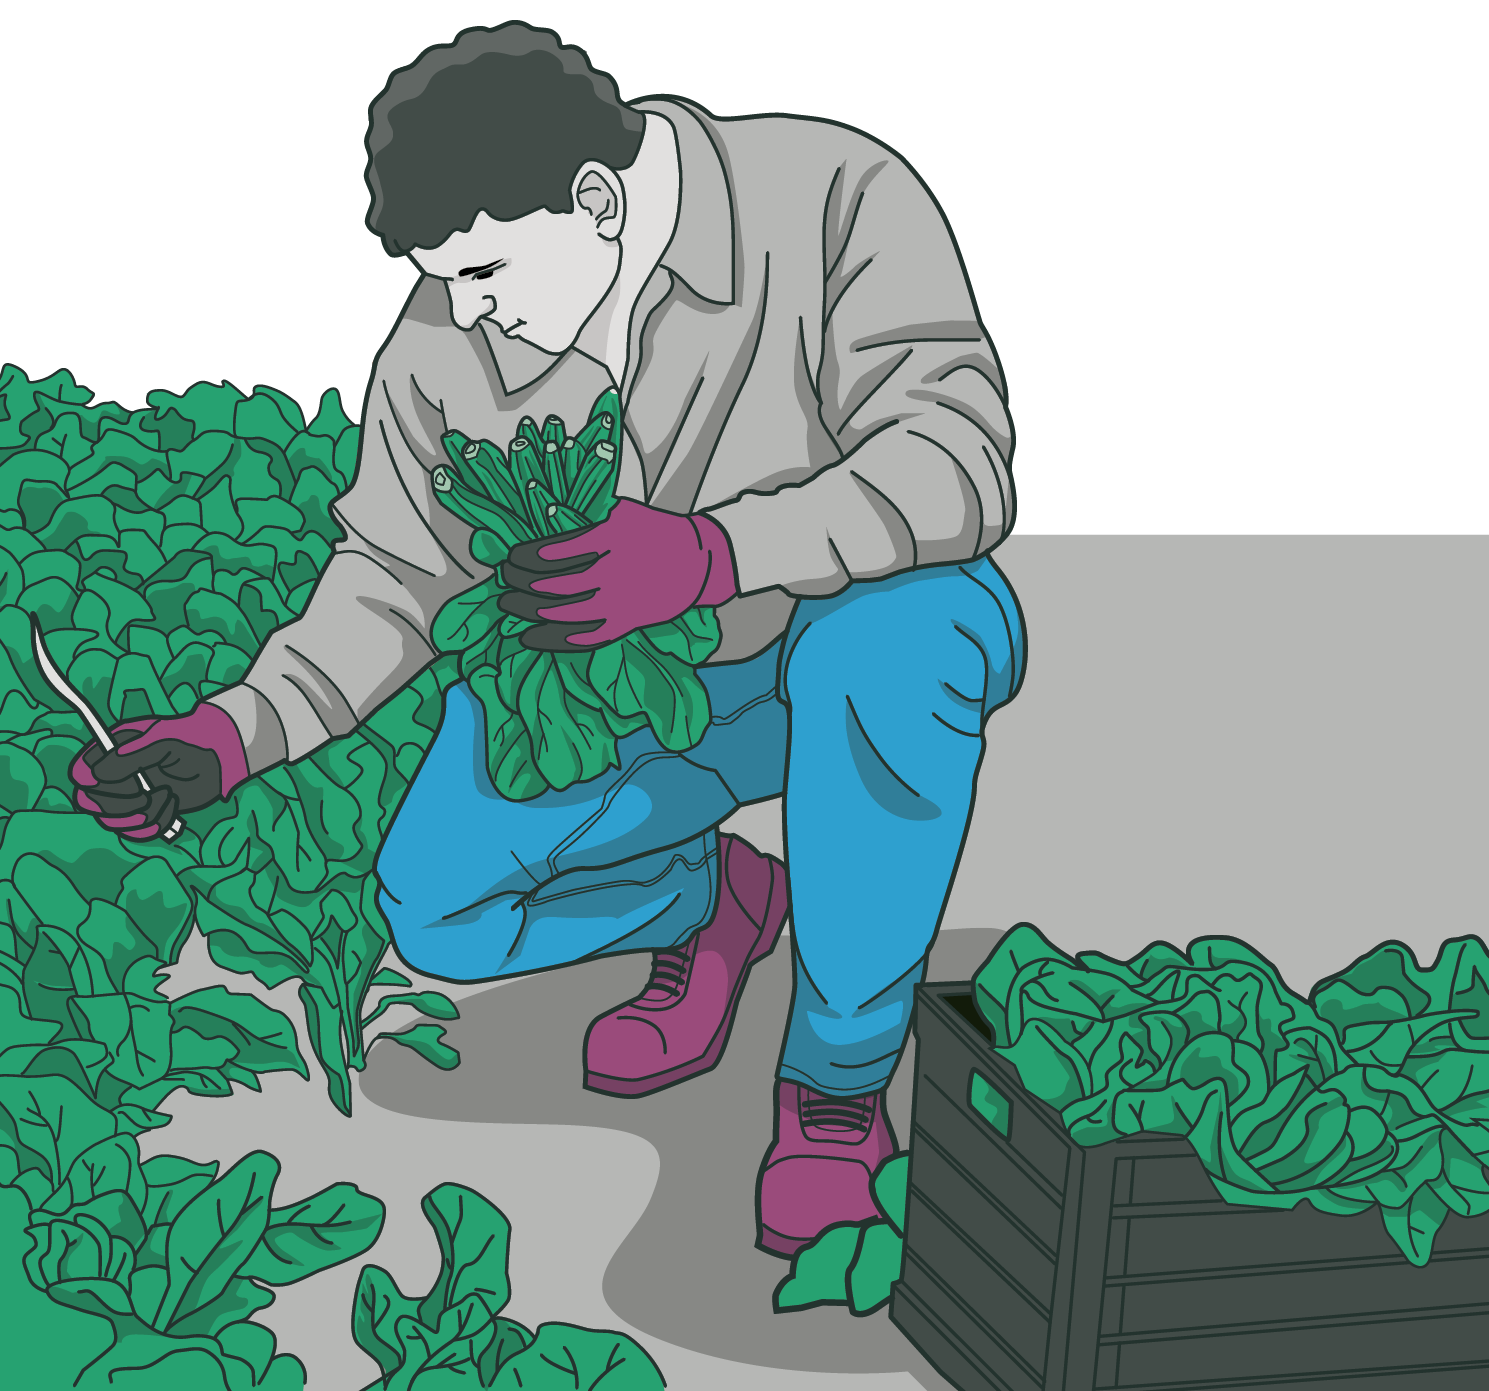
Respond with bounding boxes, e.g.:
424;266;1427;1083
499;498;740;651
69;703;251;840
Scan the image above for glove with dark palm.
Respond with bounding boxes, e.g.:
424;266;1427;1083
499;498;739;652
69;703;251;841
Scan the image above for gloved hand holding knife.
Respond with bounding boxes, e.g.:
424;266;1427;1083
33;617;251;841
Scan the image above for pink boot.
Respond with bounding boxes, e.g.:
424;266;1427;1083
583;834;788;1097
756;1081;899;1257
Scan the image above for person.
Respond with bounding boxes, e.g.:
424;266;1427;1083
68;21;1026;1258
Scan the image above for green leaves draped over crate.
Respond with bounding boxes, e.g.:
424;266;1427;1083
429;389;721;800
973;923;1489;1266
0;363;464;1120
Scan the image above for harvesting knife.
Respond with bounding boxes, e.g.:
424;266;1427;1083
30;616;183;841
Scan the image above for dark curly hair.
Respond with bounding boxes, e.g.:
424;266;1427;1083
365;23;647;257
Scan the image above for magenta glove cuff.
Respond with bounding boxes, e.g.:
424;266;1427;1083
162;702;252;797
692;512;740;607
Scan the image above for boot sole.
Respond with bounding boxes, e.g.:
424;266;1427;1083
755;1225;810;1259
584;862;788;1098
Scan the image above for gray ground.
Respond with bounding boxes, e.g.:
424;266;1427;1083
150;537;1487;1390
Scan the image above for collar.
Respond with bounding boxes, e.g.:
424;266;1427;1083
476;96;736;394
633;96;736;308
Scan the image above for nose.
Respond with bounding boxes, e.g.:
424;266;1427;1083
448;283;496;331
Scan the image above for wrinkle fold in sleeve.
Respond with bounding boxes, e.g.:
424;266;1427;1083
707;149;1015;598
207;360;487;771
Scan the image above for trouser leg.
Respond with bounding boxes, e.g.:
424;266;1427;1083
374;642;788;982
775;554;1026;1096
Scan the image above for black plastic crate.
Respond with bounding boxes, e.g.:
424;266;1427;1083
889;981;1489;1391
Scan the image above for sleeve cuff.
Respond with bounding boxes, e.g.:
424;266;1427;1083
205;684;290;778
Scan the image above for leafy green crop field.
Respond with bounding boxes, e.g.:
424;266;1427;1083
0;362;464;1120
0;363;667;1387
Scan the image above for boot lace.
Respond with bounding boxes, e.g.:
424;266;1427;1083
800;1089;877;1135
638;947;691;1002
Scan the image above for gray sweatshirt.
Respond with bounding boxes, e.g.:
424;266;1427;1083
208;95;1016;774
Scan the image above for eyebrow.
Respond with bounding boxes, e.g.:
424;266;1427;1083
457;259;504;277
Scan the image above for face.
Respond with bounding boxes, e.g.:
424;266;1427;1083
410;163;624;355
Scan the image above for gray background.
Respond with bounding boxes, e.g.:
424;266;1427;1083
151;537;1488;1390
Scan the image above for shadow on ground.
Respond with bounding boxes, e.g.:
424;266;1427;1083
360;924;1002;1378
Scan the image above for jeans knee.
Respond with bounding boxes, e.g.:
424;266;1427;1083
783;559;1024;720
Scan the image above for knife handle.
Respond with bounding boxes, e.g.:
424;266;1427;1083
134;770;184;842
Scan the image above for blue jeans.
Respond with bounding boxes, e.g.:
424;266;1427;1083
375;553;1026;1096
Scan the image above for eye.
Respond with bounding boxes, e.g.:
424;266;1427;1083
473;270;494;281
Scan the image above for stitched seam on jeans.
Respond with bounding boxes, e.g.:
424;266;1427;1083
544;748;683;875
705;688;781;729
527;841;714;908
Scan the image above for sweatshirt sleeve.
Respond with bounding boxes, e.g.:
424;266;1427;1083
206;329;490;772
702;142;1015;597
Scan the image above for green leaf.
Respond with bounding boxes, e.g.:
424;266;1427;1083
489;1323;666;1390
361;991;460;1029
772;1222;863;1312
299;983;352;1117
374;1023;460;1072
196;896;307;991
156;1149;278;1331
588;635;711;751
238;1181;385;1285
48;1274;137;1321
0;741;46;811
108;652;173;724
430;577;505;656
140;1154;219;1229
370;969;411;988
117;856;194;965
144;381;247;438
871;1153;909;1237
478;1316;534;1384
0;1186;115;1380
166;1272;275;1337
76;899;151;992
307;388;354;441
0;1074;116;1194
43;1132;147;1216
847;1220;903;1314
168;986;309;1080
639;608;722;666
352;1263;422;1378
14;851;90;932
516;654;617;791
74;989;173;1089
466;670;544;801
217;1319;278;1386
82;574;154;644
416;1182;512;1329
185;590;257;653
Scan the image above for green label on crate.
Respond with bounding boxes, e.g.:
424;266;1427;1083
970;1070;1010;1137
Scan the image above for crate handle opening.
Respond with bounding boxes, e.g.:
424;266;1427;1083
969;1070;1011;1138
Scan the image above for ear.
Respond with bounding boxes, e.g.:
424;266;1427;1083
573;164;625;242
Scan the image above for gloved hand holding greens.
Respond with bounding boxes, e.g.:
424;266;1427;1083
428;389;721;801
972;924;1489;1265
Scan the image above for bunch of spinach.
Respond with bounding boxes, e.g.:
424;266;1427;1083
429;389;721;800
0;362;463;1114
353;1182;666;1389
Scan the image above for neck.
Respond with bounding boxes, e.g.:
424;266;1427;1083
576;113;681;378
